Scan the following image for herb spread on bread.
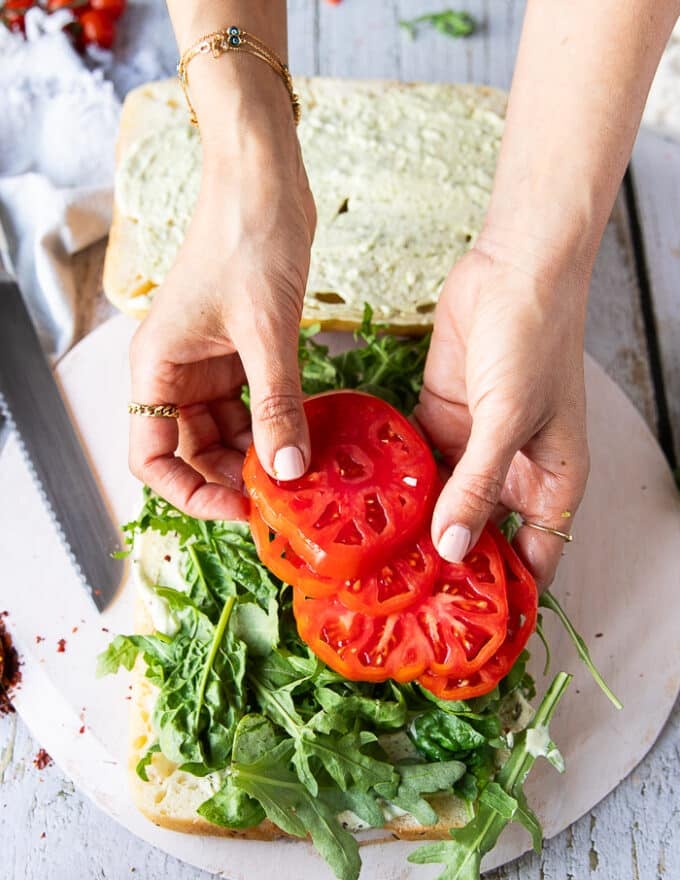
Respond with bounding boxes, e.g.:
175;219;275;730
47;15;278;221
109;78;505;331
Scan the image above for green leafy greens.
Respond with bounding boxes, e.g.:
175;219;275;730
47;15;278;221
408;673;572;879
97;490;545;880
399;10;476;41
298;304;430;414
98;312;615;880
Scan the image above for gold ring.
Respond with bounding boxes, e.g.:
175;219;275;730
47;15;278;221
522;520;573;542
128;402;180;419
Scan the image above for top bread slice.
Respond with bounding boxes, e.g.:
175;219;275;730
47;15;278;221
103;77;506;333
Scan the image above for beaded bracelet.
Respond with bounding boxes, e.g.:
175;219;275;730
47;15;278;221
177;26;301;127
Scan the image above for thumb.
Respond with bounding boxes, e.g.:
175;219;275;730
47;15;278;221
432;415;516;562
238;320;310;481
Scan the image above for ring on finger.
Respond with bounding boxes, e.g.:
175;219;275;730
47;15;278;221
128;402;180;419
522;519;573;543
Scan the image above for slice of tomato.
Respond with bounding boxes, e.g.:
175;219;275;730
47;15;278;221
415;528;508;677
337;533;439;615
249;505;337;594
251;504;439;613
291;526;510;683
243;391;438;580
293;588;435;682
418;525;538;701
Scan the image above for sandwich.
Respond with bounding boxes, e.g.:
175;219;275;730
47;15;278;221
98;77;619;880
97;316;618;880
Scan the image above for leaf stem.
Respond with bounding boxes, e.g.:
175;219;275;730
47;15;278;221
539;591;623;710
195;595;236;733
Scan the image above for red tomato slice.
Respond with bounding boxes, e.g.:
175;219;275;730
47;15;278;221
338;534;439;615
415;528;508;676
293;588;434;682
418;525;538;701
251;504;439;613
291;526;509;683
243;391;438;580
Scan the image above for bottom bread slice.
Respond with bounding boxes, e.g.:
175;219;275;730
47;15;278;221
128;594;470;841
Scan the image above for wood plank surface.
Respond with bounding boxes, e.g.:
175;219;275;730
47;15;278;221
630;129;680;464
1;3;678;880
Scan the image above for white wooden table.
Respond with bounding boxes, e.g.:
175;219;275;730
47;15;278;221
2;2;679;878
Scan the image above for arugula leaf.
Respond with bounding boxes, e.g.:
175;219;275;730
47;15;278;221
298;304;430;415
228;718;362;880
323;786;386;829
535;614;552;676
306;730;397;793
95;633;177;678
135;743;161;782
311;685;407;733
151;612;247;769
408;672;572;879
399;10;476;41
250;662;396;796
376;760;466;826
540;591;623;710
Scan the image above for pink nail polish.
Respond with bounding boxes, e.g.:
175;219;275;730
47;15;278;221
438;524;471;563
273;446;305;481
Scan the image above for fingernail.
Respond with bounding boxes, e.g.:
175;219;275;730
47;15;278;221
438;524;471;563
273;446;305;481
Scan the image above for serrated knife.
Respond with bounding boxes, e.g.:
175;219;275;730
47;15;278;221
0;217;123;611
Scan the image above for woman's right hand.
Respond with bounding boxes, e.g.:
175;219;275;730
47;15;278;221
128;71;316;521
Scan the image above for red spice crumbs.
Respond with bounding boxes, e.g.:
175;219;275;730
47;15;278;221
71;626;79;633
33;749;53;770
79;725;85;734
163;554;171;562
40;832;46;839
0;613;22;715
101;627;109;633
57;638;67;653
35;635;45;644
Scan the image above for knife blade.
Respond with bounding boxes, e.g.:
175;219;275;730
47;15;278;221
0;219;123;611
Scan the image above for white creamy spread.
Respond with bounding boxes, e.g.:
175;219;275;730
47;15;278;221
116;80;504;327
525;725;550;758
132;528;189;636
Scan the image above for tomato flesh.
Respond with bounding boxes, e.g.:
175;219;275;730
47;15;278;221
251;504;439;613
418;524;538;700
243;391;438;580
291;526;509;683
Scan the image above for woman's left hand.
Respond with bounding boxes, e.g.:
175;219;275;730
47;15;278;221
415;242;590;590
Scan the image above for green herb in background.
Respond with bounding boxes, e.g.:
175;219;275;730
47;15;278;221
399;10;476;41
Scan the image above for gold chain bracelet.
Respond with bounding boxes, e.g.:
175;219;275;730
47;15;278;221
177;26;301;127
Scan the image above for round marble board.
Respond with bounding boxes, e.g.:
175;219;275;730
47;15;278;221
0;315;678;879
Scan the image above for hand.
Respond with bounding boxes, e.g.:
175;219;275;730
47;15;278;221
128;110;316;521
415;244;590;589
